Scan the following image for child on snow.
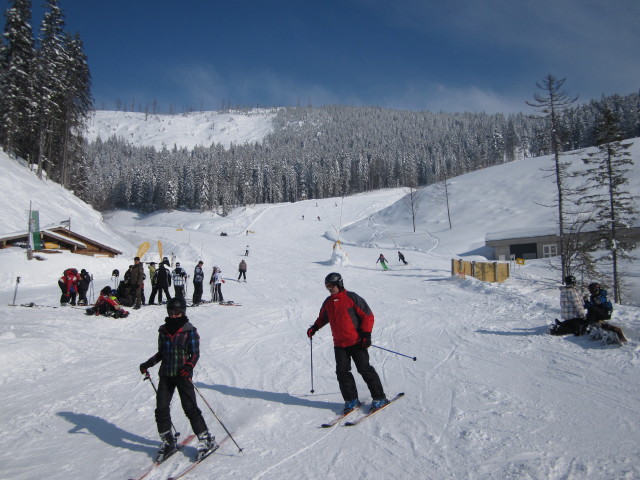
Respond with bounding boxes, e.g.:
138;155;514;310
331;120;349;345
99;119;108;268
138;298;218;462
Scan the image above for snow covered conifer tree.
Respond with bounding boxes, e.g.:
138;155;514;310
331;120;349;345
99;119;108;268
0;0;36;159
527;75;578;280
578;107;638;303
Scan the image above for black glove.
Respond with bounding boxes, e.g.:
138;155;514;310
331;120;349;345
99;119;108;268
179;364;193;378
360;332;371;348
307;324;319;338
139;360;154;374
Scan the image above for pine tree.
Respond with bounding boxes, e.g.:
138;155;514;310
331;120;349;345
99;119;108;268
59;32;92;187
0;0;36;160
527;75;578;280
579;107;638;303
33;0;67;180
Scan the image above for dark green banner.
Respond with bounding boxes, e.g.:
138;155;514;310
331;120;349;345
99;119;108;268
30;211;41;250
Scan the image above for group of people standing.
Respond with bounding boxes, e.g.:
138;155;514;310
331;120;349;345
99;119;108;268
142;258;249;306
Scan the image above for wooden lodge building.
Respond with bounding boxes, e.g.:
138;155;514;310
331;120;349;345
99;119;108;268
0;225;121;258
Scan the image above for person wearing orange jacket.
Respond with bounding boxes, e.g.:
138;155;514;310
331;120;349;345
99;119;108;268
307;272;389;414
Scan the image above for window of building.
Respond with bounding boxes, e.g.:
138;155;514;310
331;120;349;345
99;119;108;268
543;244;557;258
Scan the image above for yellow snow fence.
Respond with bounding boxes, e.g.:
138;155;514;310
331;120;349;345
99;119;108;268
451;259;510;283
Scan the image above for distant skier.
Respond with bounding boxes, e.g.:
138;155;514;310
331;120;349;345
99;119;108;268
147;262;158;304
238;259;247;282
77;269;92;305
129;256;145;309
245;245;249;256
210;266;224;302
376;254;389;271
307;273;389;414
138;298;218;463
192;261;204;305
398;251;408;265
153;260;172;305
58;268;79;306
172;262;188;299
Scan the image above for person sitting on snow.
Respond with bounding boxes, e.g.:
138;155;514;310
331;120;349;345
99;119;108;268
584;282;627;343
549;275;585;336
86;286;129;318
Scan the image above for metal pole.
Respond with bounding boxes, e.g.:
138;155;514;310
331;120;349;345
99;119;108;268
310;337;315;394
11;276;21;306
190;379;243;453
371;344;417;361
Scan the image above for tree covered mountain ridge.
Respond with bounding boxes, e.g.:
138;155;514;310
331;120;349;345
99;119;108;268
81;92;639;214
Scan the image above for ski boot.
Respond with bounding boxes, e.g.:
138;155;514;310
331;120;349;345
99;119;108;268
155;431;177;463
343;398;360;414
370;397;390;413
196;431;219;461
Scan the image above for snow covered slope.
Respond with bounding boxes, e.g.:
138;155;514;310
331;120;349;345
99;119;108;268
85;109;277;150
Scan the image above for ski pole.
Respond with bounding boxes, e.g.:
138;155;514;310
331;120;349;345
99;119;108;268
144;372;181;440
11;276;21;306
310;336;315;394
371;344;417;361
190;379;244;453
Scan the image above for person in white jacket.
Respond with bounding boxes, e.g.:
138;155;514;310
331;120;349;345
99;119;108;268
172;262;188;299
209;266;224;302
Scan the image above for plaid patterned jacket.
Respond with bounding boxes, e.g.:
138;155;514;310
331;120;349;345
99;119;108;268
559;286;585;320
145;318;200;377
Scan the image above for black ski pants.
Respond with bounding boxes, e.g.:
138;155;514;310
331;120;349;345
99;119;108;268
174;285;185;299
150;284;171;304
193;282;203;304
334;345;385;402
212;284;223;302
155;376;208;436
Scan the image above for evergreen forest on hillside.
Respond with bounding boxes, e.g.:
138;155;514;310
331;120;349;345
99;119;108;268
0;0;92;189
2;2;639;215
83;93;639;213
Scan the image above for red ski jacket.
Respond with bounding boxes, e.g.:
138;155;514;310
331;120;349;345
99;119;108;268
313;289;374;347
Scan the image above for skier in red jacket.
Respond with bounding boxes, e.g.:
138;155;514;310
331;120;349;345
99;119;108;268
307;272;389;413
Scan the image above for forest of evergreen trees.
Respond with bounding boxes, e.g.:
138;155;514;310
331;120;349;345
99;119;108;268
82;92;639;214
0;0;92;189
1;2;638;216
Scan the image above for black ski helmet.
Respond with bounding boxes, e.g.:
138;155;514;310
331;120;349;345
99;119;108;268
564;275;576;286
325;272;344;289
166;297;187;315
588;282;601;294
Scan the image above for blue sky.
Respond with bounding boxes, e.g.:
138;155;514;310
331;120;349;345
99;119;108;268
6;0;640;114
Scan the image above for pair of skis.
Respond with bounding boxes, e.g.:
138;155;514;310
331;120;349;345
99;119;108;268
321;392;404;428
128;433;195;480
128;435;226;480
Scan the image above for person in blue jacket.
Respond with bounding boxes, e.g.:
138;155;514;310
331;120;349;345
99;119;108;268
584;282;612;323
